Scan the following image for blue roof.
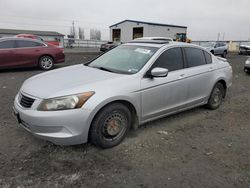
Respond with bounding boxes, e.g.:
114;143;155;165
109;19;187;29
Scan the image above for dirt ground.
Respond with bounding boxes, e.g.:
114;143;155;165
0;53;249;188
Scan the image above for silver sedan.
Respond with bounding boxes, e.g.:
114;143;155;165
13;39;233;148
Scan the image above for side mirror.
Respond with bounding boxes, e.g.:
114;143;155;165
148;67;169;78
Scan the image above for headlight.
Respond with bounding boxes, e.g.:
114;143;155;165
246;60;250;65
37;92;95;111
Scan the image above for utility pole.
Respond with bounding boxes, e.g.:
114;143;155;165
72;21;75;38
222;32;225;41
217;32;220;41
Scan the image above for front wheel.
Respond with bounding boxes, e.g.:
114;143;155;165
206;82;225;110
39;56;54;70
90;103;132;148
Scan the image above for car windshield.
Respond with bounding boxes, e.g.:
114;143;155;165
88;45;158;74
200;42;215;48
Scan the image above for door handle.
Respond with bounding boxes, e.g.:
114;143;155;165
209;67;213;71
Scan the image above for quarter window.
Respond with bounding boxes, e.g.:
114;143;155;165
204;51;212;64
16;40;44;48
185;48;207;67
0;40;15;49
152;47;184;71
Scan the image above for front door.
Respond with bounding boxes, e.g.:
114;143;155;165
140;47;188;121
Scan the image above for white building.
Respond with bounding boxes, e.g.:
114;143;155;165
110;20;187;42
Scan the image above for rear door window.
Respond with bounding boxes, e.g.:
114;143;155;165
16;40;44;48
152;47;184;72
185;47;207;68
0;40;16;49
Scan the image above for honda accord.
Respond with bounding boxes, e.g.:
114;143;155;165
13;39;232;148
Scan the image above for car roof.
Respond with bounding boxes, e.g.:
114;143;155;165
125;40;203;49
135;37;173;42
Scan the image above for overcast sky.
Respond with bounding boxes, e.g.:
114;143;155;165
0;0;249;41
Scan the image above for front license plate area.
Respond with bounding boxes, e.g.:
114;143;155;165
13;107;31;130
13;107;21;124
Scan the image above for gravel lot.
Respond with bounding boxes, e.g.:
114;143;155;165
0;53;249;188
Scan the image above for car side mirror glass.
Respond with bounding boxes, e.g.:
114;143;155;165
149;67;168;78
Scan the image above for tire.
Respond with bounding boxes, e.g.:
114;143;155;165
211;50;214;55
206;82;225;110
222;51;227;58
39;56;54;70
245;68;250;74
90;103;132;148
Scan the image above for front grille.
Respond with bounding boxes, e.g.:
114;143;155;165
19;94;35;108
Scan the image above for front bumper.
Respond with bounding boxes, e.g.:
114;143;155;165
13;94;92;145
239;48;250;54
244;64;250;73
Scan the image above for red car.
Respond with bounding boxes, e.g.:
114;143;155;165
0;37;65;70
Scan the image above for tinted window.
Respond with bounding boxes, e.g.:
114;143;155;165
0;40;15;49
152;48;184;71
185;48;207;67
204;51;212;64
16;40;44;48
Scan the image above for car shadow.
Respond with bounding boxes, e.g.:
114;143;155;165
128;106;210;138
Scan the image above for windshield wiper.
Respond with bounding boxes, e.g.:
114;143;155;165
92;66;116;73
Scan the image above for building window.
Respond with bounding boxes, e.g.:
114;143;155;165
133;27;143;39
112;29;121;42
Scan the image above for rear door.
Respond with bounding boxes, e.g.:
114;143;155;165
216;43;224;55
140;47;189;121
183;47;216;104
15;40;45;67
0;40;16;68
214;43;220;55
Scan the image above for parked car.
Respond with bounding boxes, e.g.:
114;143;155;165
244;57;250;73
239;42;250;55
0;37;65;70
100;41;119;52
13;39;232;148
200;42;228;58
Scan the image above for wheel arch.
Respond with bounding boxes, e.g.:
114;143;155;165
213;79;227;98
87;99;140;142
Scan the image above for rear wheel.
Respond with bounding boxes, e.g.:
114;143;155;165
222;51;227;58
245;68;250;74
39;56;54;70
90;103;132;148
206;82;225;110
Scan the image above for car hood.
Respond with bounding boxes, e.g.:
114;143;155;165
240;45;250;49
204;47;213;51
21;64;123;99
